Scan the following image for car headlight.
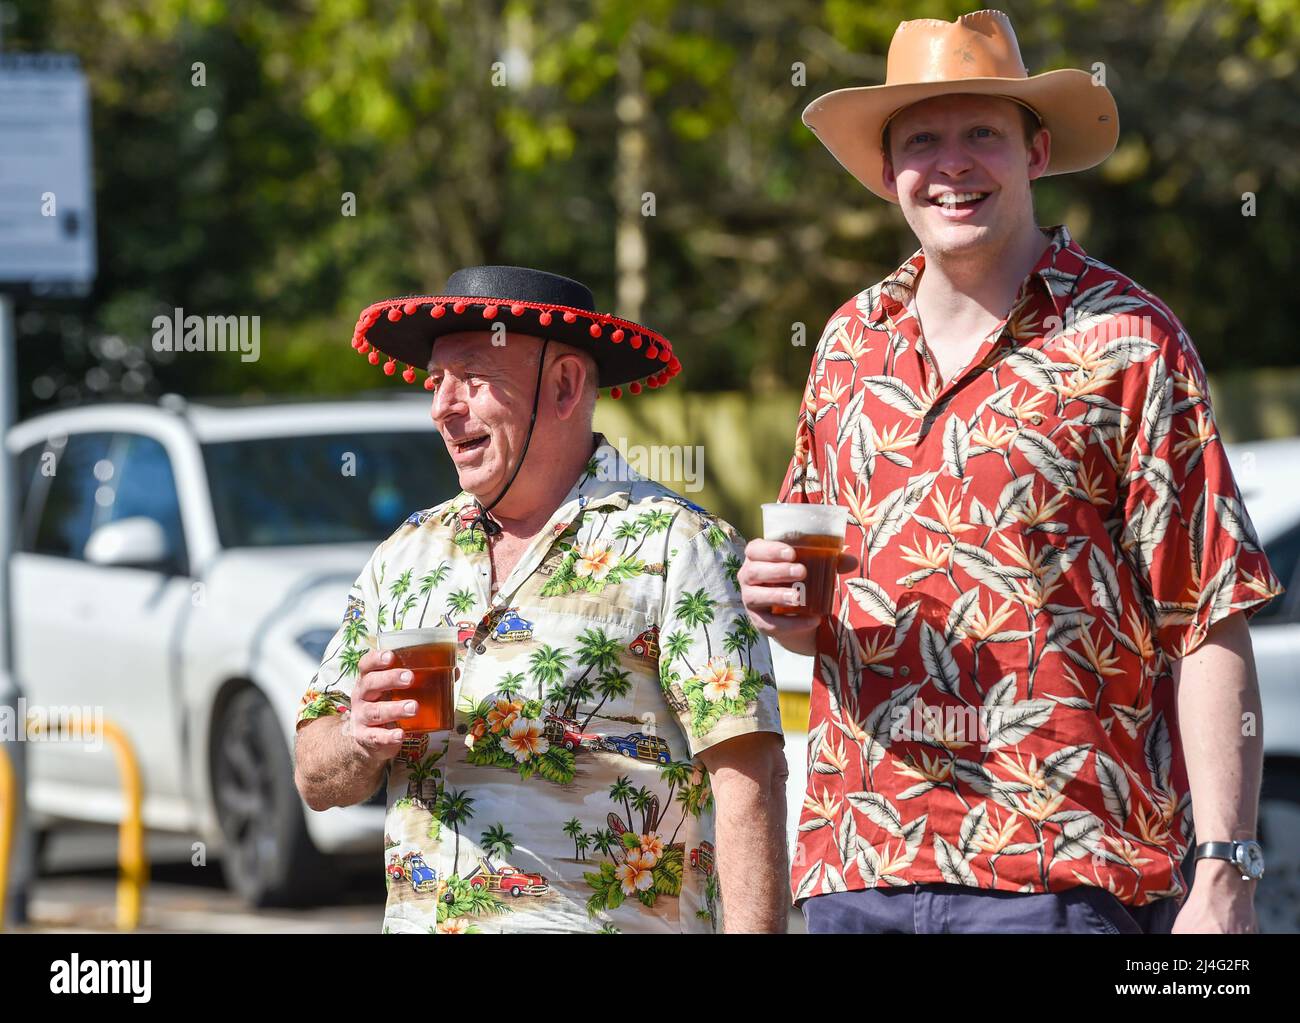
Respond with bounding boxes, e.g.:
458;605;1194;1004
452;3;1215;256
295;627;337;663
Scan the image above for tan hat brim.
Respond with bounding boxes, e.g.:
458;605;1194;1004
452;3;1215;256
802;68;1118;202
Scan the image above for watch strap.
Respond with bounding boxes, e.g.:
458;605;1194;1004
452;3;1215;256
1194;841;1238;861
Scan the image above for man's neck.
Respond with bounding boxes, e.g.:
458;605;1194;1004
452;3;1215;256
480;431;598;540
917;223;1051;326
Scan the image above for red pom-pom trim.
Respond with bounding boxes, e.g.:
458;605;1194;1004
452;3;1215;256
510;303;524;316
358;341;371;354
611;328;624;343
483;304;498;319
629;335;643;349
588;322;601;337
660;348;671;362
402;302;419;315
402;366;416;383
368;350;380;364
562;311;577;324
629;382;642;395
646;345;659;359
538;311;552;326
669;357;682;372
453;302;467;314
609;386;623;399
383;359;397;375
424;376;435;390
387;308;402;322
431;305;446;318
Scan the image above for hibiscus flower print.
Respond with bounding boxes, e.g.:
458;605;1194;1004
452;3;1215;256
696;657;742;702
615;851;655;895
487;698;522;734
574;544;616;582
504;716;549;763
638;832;664;867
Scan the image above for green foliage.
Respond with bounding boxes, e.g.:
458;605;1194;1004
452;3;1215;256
10;0;1297;421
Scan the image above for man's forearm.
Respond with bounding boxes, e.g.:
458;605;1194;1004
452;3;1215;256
701;733;791;932
1174;611;1262;843
294;715;388;811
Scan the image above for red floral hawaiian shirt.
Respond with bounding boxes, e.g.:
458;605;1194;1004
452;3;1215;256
779;224;1283;907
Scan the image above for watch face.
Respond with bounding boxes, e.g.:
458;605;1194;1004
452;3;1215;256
1235;841;1266;880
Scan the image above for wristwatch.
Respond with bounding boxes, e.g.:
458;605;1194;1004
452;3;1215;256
1195;840;1265;881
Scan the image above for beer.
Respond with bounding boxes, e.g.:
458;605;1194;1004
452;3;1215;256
377;627;458;733
761;503;849;617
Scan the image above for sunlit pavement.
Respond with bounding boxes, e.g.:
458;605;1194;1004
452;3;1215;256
13;823;806;934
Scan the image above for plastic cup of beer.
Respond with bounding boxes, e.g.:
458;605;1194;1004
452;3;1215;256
761;503;849;617
376;626;458;733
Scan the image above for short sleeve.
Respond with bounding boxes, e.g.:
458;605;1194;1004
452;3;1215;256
1116;321;1284;661
778;356;821;504
658;518;782;757
296;547;384;728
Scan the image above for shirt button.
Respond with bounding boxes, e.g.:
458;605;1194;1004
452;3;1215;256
900;665;911;677
475;644;487;655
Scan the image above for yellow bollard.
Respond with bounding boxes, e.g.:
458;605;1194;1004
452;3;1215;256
101;719;147;931
22;714;147;931
0;743;13;932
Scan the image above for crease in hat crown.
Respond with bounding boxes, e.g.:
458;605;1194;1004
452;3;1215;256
799;8;1119;202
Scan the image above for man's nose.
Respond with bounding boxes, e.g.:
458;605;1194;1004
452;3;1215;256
430;377;467;423
933;135;973;177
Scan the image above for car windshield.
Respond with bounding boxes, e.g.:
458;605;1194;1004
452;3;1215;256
202;430;460;547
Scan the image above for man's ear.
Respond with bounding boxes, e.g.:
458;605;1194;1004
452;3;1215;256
550;353;589;421
880;150;901;202
1026;126;1052;182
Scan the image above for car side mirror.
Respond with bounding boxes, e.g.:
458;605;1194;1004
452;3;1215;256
84;516;175;571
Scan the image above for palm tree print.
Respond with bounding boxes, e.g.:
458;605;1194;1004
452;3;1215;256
417;561;452;626
446;588;476;617
480;823;515;861
609;776;635;834
580;667;633;731
674;589;718;658
529;644;569;701
562;817;587;860
437;788;475;878
629;509;675;560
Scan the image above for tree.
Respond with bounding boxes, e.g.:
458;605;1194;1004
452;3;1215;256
418;562;452;627
674;589;718;657
438;788;476;878
480;823;515;862
528;644;570;701
562;817;586;859
580;667;633;731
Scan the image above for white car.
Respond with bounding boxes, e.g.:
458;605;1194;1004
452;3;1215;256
770;438;1300;932
6;395;459;905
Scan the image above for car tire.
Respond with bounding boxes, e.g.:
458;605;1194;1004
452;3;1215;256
1258;761;1300;934
211;687;326;908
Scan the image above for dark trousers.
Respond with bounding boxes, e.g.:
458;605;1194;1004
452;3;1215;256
801;883;1181;934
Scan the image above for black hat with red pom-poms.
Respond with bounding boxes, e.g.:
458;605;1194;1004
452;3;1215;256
349;266;681;399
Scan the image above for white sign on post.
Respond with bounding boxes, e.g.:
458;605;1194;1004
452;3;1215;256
0;53;96;290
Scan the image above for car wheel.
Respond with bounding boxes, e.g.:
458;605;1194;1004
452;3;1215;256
620;748;632;758
212;687;325;908
1258;762;1300;934
510;886;522;897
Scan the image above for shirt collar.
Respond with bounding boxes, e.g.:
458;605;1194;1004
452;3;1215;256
873;224;1089;329
446;432;632;532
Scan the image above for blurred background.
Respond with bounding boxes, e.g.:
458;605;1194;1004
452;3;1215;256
0;0;1298;933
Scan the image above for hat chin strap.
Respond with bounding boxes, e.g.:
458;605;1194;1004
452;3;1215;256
467;338;550;538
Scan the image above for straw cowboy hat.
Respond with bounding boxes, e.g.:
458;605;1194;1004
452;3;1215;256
349;266;680;400
802;8;1119;202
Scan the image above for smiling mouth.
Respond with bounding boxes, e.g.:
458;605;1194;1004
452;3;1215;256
928;191;990;212
452;435;489;454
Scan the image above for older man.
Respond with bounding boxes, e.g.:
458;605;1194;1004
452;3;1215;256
741;11;1282;933
295;266;787;933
